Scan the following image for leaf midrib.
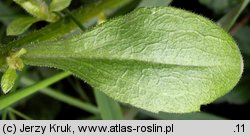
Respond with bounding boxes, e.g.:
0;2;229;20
23;54;226;69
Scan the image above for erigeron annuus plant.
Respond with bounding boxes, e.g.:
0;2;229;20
0;0;245;114
7;0;72;35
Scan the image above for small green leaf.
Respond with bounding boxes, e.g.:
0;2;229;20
1;68;16;94
14;7;244;113
13;0;59;23
7;16;41;35
49;0;72;12
0;72;71;110
14;0;49;19
0;48;26;94
7;0;133;47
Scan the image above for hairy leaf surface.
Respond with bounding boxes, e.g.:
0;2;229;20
15;7;243;113
14;0;49;19
49;0;72;12
1;68;16;94
7;16;41;35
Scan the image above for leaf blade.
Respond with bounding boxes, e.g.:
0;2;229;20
144;111;226;120
18;7;243;113
7;0;133;47
14;0;49;19
49;0;72;12
7;16;41;35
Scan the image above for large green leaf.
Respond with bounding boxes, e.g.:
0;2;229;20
3;7;243;113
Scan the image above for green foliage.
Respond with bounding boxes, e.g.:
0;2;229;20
14;0;51;19
0;48;27;93
20;94;61;120
0;0;133;119
0;0;249;119
94;90;123;119
0;72;71;110
20;76;99;115
49;0;72;12
6;48;26;70
3;7;241;113
7;17;41;35
7;0;132;45
8;0;72;35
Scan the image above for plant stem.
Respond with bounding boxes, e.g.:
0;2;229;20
68;77;90;102
94;90;123;120
8;0;132;47
21;77;99;115
1;109;8;120
218;0;250;31
8;111;16;120
0;71;71;110
8;107;32;120
230;11;250;35
64;9;86;31
41;88;99;115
